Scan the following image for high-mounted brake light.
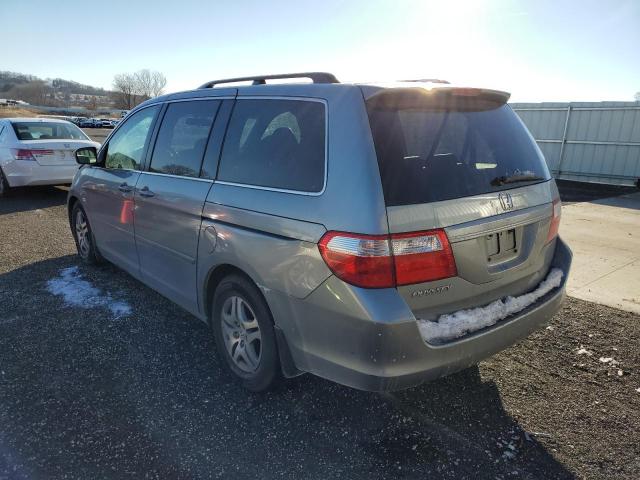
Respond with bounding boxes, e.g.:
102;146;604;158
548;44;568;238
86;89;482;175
11;149;53;161
318;229;457;289
546;198;562;243
451;88;481;97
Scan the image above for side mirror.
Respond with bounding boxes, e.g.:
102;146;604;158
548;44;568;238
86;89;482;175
75;147;98;165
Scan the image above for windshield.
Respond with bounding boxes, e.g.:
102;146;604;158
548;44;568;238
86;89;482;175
11;122;89;141
367;101;551;206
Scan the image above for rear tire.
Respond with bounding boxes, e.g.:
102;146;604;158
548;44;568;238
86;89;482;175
0;167;10;197
71;203;103;264
211;274;282;392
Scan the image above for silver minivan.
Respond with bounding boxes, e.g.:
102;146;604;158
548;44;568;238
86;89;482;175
68;73;572;392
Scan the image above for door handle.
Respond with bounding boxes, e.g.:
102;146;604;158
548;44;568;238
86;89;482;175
138;186;155;198
118;183;132;193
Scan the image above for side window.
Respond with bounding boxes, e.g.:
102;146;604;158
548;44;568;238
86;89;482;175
218;99;326;192
105;106;159;170
149;100;219;178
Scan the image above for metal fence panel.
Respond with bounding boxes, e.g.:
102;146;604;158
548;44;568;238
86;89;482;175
511;102;640;186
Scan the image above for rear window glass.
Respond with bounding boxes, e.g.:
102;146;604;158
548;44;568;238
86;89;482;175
150;100;219;178
367;101;550;206
11;122;88;141
218;99;325;192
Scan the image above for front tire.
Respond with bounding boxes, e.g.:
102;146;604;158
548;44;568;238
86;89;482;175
0;167;10;197
71;203;102;264
212;274;282;392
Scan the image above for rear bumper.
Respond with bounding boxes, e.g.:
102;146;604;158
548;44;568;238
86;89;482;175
272;238;572;392
2;161;78;187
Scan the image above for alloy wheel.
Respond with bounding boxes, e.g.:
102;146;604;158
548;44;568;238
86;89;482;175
75;209;90;258
220;296;262;373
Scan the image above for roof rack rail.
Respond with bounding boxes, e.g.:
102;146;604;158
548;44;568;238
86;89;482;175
399;78;450;84
199;72;339;89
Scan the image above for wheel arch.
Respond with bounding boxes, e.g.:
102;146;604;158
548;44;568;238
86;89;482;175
202;262;303;378
203;263;261;325
67;195;80;224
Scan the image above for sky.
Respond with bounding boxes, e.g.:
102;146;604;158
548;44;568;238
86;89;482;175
1;0;639;102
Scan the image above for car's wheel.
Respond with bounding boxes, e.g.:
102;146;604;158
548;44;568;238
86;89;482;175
71;202;102;264
0;167;10;197
211;274;282;392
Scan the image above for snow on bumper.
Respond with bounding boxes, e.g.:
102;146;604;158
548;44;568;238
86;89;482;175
417;268;564;344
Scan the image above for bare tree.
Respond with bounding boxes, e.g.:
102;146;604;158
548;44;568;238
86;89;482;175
87;96;98;111
112;73;138;109
133;69;167;98
635;91;640;102
149;70;166;97
112;69;167;109
135;69;153;99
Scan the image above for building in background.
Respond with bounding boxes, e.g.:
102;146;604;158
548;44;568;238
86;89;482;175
512;102;640;187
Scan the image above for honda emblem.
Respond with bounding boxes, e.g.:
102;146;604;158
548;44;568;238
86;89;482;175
499;192;514;211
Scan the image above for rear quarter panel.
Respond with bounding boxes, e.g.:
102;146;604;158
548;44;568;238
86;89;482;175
196;202;333;334
197;86;391;328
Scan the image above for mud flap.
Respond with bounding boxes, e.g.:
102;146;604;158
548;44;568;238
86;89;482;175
275;326;305;378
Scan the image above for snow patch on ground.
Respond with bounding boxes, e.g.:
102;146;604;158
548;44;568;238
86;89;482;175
417;268;564;344
599;357;618;365
46;267;131;318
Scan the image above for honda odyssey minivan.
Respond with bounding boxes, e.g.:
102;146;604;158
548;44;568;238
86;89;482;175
68;72;571;392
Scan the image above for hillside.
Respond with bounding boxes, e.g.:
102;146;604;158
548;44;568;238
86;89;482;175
0;71;114;108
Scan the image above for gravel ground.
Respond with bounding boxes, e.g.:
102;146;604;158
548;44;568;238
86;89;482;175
81;128;112;144
0;186;638;480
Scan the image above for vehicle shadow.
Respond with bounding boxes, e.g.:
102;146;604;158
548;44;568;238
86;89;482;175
592;192;640;211
0;185;68;215
557;179;638;204
0;256;575;479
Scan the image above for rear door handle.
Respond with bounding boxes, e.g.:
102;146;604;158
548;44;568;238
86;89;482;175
138;186;155;198
118;183;132;193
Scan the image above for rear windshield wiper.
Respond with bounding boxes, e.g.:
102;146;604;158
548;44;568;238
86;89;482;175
491;174;544;186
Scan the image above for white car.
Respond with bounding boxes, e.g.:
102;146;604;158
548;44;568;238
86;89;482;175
0;118;100;196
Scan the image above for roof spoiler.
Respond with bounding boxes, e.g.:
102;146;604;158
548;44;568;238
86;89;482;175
366;85;511;110
399;78;450;84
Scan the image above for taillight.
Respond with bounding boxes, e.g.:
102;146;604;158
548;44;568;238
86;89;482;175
318;229;457;289
546;198;562;243
318;232;394;288
11;149;53;161
391;230;457;285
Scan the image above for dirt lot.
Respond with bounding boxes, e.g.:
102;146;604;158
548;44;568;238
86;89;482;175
0;186;638;479
81;127;112;143
0;107;42;118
